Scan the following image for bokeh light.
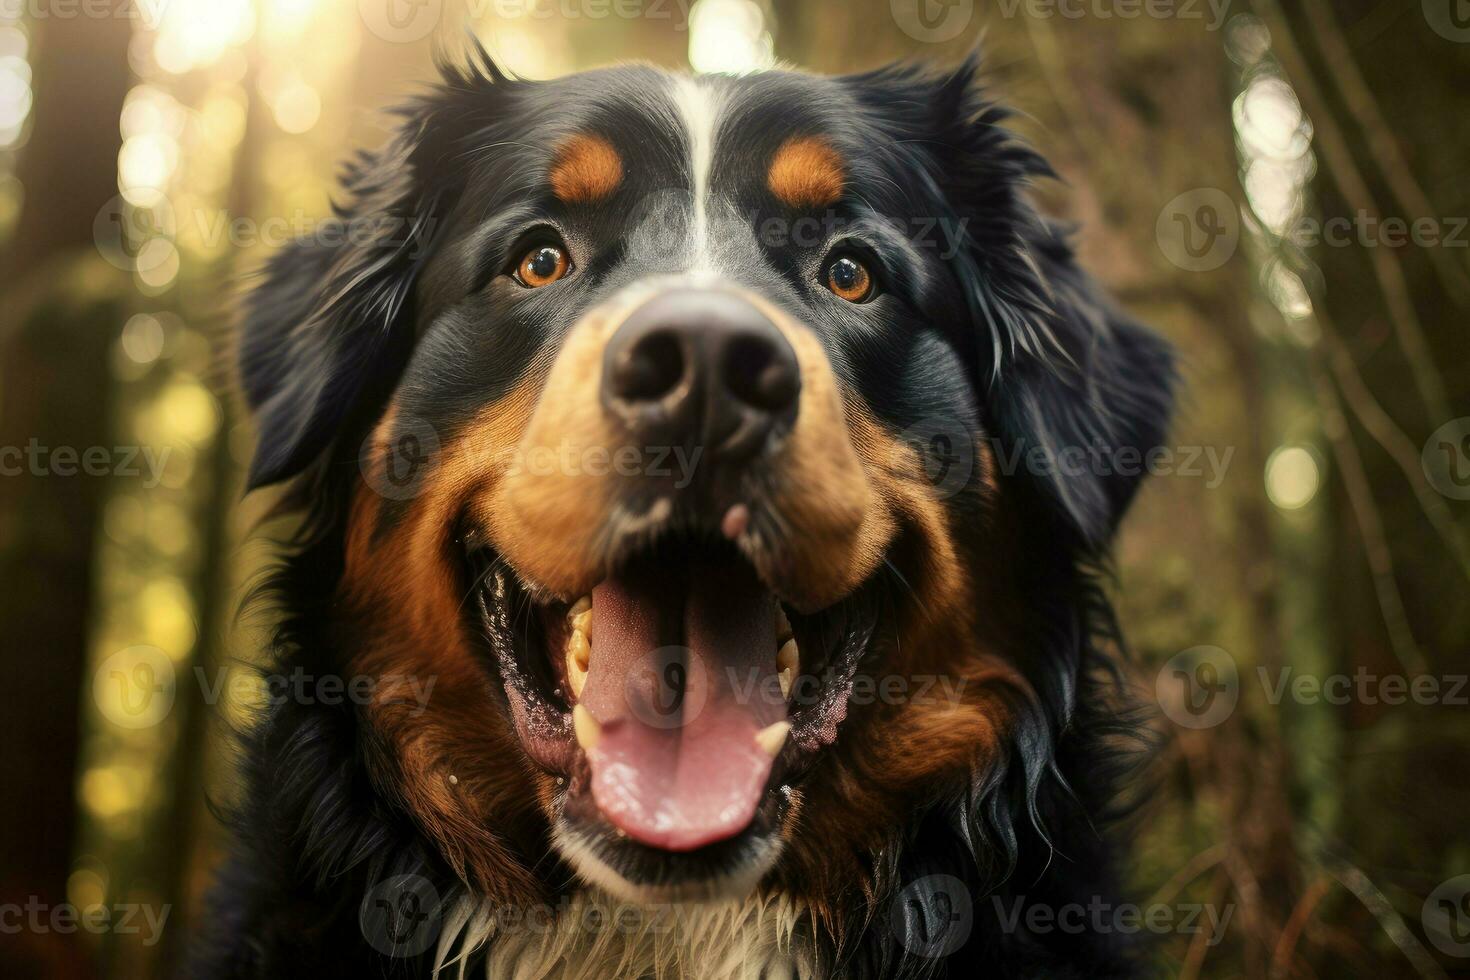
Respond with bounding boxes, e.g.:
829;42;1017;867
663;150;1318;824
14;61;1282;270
689;0;774;74
153;0;255;76
1265;445;1321;510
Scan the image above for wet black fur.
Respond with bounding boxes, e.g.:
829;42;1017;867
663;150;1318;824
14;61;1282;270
194;44;1174;979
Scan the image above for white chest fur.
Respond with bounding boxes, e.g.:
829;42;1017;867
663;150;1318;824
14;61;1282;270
433;890;818;980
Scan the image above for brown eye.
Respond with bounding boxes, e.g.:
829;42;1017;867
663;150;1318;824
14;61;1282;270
516;244;570;287
824;255;874;303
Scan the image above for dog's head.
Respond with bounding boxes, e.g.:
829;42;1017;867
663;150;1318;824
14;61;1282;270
240;50;1171;909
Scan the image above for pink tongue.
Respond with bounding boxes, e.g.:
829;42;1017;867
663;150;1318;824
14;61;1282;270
581;556;787;851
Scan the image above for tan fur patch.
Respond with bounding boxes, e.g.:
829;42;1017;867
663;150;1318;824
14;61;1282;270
474;285;655;599
767;137;845;208
549;134;624;204
744;293;892;612
338;378;551;902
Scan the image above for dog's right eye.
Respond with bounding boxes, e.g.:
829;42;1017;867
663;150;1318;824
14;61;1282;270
514;244;571;288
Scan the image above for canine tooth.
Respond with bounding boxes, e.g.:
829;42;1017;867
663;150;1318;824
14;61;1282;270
755;721;790;758
573;704;601;751
776;639;797;700
777;638;798;673
775;604;792;642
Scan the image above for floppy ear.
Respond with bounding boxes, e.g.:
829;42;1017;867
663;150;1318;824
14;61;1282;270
975;222;1176;548
238;49;511;490
929;59;1176;548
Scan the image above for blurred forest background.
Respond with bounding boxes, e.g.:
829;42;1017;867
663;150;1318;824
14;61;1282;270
0;0;1467;977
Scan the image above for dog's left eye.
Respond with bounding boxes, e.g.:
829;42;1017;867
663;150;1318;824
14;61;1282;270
515;244;571;288
823;255;875;303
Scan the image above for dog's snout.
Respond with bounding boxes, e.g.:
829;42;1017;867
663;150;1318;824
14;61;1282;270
601;290;800;460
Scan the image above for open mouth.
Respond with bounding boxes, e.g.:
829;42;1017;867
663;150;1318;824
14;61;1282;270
465;529;880;898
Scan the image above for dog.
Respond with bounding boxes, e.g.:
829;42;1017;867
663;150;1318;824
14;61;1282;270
193;44;1173;980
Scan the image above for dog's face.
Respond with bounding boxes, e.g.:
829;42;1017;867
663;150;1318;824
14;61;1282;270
240;55;1171;908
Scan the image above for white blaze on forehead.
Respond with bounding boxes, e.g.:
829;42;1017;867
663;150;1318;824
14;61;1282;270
670;74;724;271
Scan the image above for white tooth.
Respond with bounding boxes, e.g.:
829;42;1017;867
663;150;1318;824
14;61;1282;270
566;652;587;699
755;721;790;758
775;604;792;642
573;704;601;751
777;638;798;674
566;629;589;699
569;628;590;671
778;667;793;700
568;596;592;639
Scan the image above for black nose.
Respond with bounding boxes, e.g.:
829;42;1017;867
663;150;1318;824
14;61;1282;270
602;289;801;460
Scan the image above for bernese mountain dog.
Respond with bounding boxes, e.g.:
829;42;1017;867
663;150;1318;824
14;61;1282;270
193;44;1174;980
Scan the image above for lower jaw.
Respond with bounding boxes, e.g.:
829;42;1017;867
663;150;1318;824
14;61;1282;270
551;766;792;903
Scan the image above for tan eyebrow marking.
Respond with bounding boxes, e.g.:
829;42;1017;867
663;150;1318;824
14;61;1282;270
549;134;624;204
767;136;845;208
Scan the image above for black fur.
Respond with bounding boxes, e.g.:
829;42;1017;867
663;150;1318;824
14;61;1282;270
198;46;1173;979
